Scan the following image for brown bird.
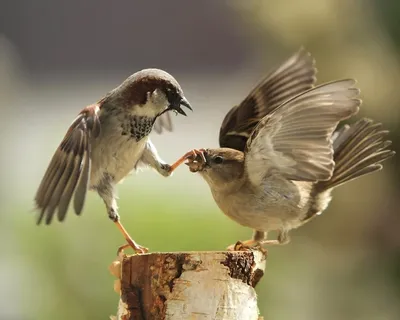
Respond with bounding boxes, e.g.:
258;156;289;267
34;68;193;254
184;50;395;250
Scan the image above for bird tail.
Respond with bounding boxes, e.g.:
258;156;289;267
316;118;395;192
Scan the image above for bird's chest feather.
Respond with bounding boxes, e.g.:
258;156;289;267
120;115;154;141
90;113;154;186
210;179;310;231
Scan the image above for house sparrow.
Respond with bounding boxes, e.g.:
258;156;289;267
34;68;193;254
185;50;395;250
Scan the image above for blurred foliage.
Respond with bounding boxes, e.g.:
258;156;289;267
373;0;400;49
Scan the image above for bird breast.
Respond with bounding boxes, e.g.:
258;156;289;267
89;113;151;187
209;178;312;232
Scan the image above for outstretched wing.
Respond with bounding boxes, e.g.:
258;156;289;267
244;80;361;186
219;48;317;151
34;104;101;224
153;112;173;134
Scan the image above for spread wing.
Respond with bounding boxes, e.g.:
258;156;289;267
34;104;101;224
153;112;173;134
244;79;361;186
219;48;317;151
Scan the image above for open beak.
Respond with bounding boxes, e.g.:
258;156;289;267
170;96;192;116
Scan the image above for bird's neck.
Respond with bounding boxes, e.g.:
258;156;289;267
201;168;246;194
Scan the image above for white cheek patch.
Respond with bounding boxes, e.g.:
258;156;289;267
150;88;168;106
130;89;169;118
150;88;169;112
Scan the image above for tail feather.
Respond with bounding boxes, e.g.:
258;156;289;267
317;118;395;191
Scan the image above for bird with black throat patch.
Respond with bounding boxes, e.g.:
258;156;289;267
34;68;194;254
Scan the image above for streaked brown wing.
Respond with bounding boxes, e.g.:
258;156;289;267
34;104;101;224
244;80;361;186
153;112;173;134
323;118;395;189
219;48;317;151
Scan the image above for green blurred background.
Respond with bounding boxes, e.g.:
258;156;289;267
1;0;400;319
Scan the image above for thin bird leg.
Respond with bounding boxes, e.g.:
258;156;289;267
227;230;266;251
253;230;267;241
168;149;206;173
259;230;290;246
115;220;149;255
98;185;148;255
227;230;290;251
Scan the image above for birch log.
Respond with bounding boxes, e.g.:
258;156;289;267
109;250;267;320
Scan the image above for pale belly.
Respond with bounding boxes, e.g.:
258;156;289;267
211;180;312;232
89;133;148;187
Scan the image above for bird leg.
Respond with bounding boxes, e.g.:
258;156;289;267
227;230;290;252
140;141;206;176
97;182;148;255
260;230;290;246
107;207;149;255
169;148;207;173
115;222;149;255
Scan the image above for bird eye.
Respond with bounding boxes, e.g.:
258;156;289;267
214;156;224;164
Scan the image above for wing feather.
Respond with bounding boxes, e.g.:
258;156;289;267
34;104;100;224
153;112;173;134
219;48;317;151
73;133;91;216
57;141;84;221
244;79;361;186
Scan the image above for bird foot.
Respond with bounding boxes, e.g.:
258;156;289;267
227;240;267;255
185;149;208;172
117;241;149;256
169;149;207;173
113;220;149;255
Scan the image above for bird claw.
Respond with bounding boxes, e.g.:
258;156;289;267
117;242;149;256
227;240;267;255
168;149;207;173
227;241;242;251
185;149;207;172
185;148;206;162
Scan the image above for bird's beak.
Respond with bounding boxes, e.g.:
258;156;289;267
170;96;192;116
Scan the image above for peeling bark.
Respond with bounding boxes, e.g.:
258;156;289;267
110;250;267;320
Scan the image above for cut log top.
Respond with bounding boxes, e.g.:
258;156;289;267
109;250;267;320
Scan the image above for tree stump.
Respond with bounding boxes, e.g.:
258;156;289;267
109;250;267;320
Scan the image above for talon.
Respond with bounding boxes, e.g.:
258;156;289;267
226;239;267;253
234;241;247;251
113;220;148;255
117;241;148;256
169;149;206;173
188;148;207;163
117;243;130;256
185;148;207;162
227;241;244;251
197;149;207;163
187;149;201;161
